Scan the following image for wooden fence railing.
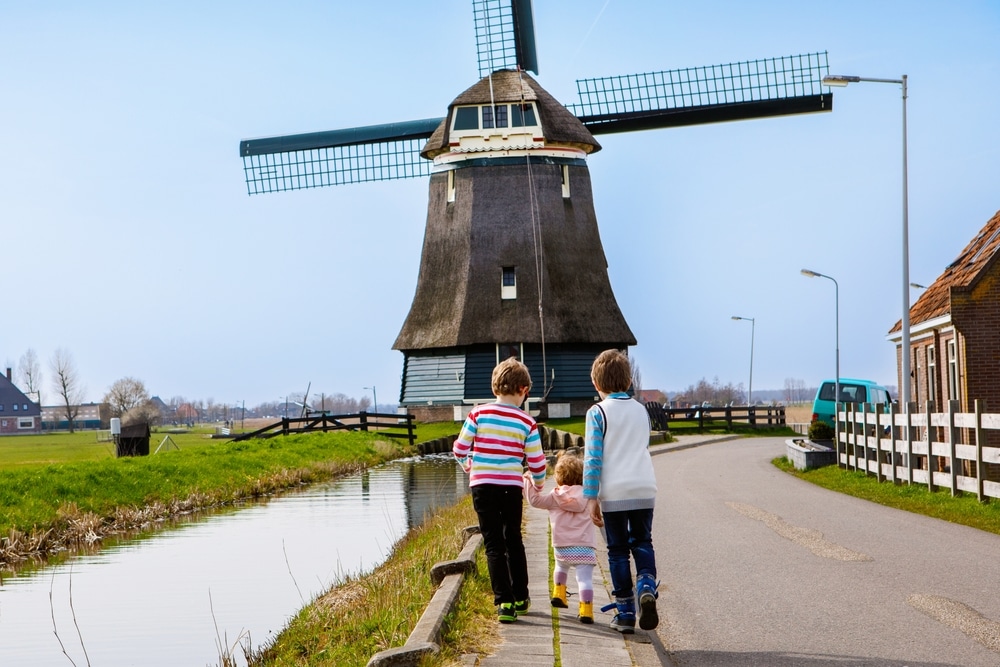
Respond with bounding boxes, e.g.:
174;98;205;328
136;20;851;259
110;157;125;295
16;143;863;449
231;411;416;446
837;399;1000;502
645;403;785;431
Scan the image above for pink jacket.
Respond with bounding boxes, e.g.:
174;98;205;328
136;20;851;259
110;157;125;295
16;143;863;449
524;483;596;549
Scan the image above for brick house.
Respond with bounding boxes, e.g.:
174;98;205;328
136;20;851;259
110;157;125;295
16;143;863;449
0;367;42;434
888;209;1000;443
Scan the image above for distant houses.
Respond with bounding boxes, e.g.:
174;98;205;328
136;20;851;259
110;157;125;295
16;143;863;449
0;368;41;434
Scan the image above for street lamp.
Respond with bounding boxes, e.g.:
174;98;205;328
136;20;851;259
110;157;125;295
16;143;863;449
364;386;377;413
731;316;755;406
802;269;840;411
822;72;911;404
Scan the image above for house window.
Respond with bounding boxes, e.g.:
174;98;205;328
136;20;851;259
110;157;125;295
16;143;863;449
947;339;958;401
18;417;33;429
561;165;570;198
22;404;27;411
927;345;936;404
501;266;517;300
0;404;4;411
13;404;18;411
1;419;6;427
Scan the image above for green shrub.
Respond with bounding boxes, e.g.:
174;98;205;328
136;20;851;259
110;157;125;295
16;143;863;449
808;420;835;441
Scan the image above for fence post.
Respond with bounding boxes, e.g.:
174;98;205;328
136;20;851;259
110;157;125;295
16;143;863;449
947;399;958;497
874;403;885;482
926;400;935;493
975;399;985;503
862;403;872;477
360;411;369;433
846;402;856;471
889;403;899;484
905;401;916;485
725;406;732;429
282;417;289;436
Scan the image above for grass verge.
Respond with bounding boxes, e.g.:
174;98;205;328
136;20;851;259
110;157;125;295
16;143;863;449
0;431;409;570
774;456;1000;536
247;494;498;666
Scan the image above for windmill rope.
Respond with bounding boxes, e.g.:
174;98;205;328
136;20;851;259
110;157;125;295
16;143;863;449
517;67;549;396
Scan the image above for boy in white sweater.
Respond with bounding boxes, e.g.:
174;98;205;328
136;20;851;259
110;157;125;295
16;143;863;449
583;349;659;633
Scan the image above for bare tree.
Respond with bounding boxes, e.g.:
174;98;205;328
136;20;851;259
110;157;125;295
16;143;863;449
50;348;85;433
103;377;151;422
17;348;42;403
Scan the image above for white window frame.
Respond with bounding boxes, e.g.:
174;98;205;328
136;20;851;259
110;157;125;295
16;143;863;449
501;266;517;300
926;345;936;404
17;417;34;429
947;339;958;401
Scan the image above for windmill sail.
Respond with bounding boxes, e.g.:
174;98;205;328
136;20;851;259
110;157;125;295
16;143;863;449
239;51;831;194
570;52;831;134
473;0;538;77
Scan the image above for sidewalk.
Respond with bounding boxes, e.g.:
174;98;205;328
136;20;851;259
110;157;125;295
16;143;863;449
470;434;738;666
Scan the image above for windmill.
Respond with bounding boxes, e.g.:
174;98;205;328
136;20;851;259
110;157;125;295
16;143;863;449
239;0;833;421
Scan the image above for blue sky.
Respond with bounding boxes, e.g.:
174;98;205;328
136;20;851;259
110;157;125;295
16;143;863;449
2;1;998;408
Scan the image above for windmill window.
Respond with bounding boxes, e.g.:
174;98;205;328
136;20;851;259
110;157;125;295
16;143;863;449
501;266;517;299
447;170;456;203
511;103;537;127
561;165;570;198
453;107;480;131
482;105;508;129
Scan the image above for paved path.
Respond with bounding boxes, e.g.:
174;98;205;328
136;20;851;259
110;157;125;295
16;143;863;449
473;435;1000;666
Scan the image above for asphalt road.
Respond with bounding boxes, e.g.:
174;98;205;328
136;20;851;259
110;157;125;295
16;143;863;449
629;436;1000;667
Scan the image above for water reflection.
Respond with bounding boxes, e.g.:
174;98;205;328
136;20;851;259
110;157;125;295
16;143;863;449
0;455;467;667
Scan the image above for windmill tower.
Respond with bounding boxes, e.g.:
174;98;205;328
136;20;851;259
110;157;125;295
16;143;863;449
240;0;833;421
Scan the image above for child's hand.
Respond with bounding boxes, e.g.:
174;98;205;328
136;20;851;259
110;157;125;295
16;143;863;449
461;458;472;473
587;498;604;527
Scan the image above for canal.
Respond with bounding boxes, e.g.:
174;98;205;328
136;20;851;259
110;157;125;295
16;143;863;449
0;454;468;666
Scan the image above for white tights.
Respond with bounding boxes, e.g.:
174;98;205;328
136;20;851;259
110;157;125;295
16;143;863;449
554;561;594;603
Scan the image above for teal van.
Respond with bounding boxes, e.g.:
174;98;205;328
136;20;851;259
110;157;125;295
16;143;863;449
811;379;892;427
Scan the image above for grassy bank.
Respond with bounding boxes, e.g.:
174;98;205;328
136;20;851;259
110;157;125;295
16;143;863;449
0;431;409;569
775;457;1000;536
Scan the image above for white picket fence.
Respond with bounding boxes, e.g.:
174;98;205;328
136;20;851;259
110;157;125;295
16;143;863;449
837;399;1000;502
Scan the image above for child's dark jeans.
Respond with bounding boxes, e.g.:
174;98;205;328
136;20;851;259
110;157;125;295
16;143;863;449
603;507;656;598
471;484;530;605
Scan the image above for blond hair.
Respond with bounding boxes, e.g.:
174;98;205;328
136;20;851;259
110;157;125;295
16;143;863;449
492;357;532;397
554;451;583;486
591;349;632;393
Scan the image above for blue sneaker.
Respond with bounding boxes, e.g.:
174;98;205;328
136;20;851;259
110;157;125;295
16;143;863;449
636;574;659;630
601;597;636;634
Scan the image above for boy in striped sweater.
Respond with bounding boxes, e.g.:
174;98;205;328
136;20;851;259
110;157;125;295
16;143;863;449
454;357;548;623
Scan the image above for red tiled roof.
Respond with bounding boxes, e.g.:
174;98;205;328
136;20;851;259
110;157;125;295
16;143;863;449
890;209;1000;333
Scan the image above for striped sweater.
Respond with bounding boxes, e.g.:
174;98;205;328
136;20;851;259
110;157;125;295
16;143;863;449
453;401;547;488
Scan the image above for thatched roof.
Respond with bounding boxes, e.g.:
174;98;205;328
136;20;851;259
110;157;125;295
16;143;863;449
393;162;635;350
421;70;601;159
890;209;1000;333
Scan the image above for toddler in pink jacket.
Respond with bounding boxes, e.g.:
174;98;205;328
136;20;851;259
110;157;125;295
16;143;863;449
524;451;597;623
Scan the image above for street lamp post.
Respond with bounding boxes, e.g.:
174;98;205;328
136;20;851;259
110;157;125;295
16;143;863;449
731;316;755;406
802;269;840;416
822;73;910;404
364;386;377;413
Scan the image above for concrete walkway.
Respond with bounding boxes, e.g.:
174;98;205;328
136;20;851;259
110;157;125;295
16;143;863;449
470;434;739;667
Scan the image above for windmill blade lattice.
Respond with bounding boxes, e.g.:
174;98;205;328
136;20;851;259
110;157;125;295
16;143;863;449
240;118;441;195
473;0;538;77
571;52;831;134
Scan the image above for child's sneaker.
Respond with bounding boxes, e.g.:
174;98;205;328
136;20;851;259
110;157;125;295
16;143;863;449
498;602;517;624
578;600;594;624
601;597;636;634
636;574;659;630
513;598;531;616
